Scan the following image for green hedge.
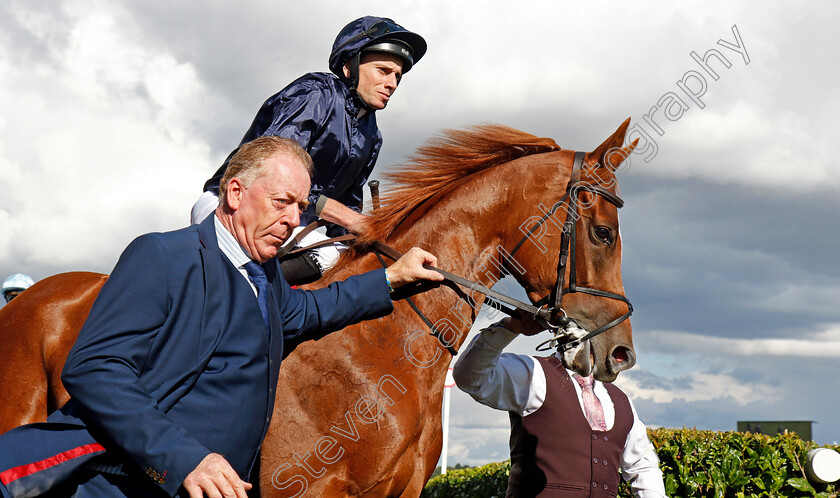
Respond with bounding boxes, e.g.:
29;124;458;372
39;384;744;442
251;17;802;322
422;428;840;498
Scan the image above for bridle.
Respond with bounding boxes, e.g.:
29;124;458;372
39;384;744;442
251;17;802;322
507;151;633;351
370;151;632;355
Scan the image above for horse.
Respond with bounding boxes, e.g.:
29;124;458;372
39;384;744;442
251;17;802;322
0;271;106;435
0;119;638;496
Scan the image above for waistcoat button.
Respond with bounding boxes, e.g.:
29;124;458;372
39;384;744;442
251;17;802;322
592;482;597;488
593;458;598;464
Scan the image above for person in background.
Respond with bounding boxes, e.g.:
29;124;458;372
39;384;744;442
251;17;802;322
2;273;34;304
453;316;667;497
192;16;427;285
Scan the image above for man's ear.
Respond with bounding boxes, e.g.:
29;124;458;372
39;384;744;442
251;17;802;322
342;62;351;80
226;178;245;211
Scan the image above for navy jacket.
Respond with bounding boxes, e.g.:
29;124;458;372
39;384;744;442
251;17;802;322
0;215;393;497
203;73;382;232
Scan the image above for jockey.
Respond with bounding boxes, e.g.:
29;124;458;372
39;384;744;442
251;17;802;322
192;16;427;285
2;273;34;303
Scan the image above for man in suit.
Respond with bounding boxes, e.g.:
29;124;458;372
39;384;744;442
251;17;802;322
0;136;442;498
453;316;666;497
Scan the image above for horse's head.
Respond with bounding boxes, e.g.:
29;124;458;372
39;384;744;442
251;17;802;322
357;121;637;381
504;119;637;382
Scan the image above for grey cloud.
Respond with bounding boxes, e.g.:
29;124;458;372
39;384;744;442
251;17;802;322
619;174;840;338
0;3;71;66
625;354;840;443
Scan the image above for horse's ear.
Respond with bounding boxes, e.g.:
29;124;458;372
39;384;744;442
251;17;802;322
587;118;637;171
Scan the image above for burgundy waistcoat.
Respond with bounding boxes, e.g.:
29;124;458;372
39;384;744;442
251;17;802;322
506;356;633;498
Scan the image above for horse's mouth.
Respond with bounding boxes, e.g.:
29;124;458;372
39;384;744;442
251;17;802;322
550;319;636;380
592;344;636;383
561;339;593;377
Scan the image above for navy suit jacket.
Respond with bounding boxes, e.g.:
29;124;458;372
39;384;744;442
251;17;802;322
0;215;393;497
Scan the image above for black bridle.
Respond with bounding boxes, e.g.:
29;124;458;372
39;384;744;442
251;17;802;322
508;151;632;350
372;151;632;354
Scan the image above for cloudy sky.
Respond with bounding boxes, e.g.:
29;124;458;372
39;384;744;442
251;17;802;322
1;0;838;470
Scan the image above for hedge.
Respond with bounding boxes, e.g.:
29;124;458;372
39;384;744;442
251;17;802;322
422;428;840;497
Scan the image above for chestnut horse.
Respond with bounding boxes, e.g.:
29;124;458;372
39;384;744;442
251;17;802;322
0;120;637;496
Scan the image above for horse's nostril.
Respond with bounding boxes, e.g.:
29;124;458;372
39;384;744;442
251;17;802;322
613;347;628;363
610;346;636;373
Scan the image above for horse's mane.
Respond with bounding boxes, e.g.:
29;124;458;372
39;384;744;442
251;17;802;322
362;124;560;242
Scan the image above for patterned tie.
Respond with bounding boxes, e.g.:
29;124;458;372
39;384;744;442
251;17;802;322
574;374;608;431
243;261;271;333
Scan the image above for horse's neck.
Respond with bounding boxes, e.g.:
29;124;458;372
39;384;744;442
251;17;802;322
383;187;514;354
336;153;567;357
387;152;566;298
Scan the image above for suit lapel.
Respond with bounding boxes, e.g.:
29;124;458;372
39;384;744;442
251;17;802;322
194;216;229;368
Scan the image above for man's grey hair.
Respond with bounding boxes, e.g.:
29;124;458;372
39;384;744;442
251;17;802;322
218;136;314;206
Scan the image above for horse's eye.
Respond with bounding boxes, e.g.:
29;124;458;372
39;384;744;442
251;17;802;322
594;226;612;244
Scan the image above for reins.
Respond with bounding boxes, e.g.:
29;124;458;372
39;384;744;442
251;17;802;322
286;151;633;355
370;240;554;356
372;251;458;356
276;219;355;259
369;240;553;324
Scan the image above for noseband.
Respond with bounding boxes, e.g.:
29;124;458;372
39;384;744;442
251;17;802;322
508;151;633;349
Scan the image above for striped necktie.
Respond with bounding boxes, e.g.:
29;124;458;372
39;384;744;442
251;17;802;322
243;261;271;333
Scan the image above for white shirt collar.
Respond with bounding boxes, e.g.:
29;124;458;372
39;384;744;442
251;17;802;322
214;215;253;269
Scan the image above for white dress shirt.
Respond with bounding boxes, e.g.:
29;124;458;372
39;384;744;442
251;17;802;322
214;215;258;296
453;324;667;498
